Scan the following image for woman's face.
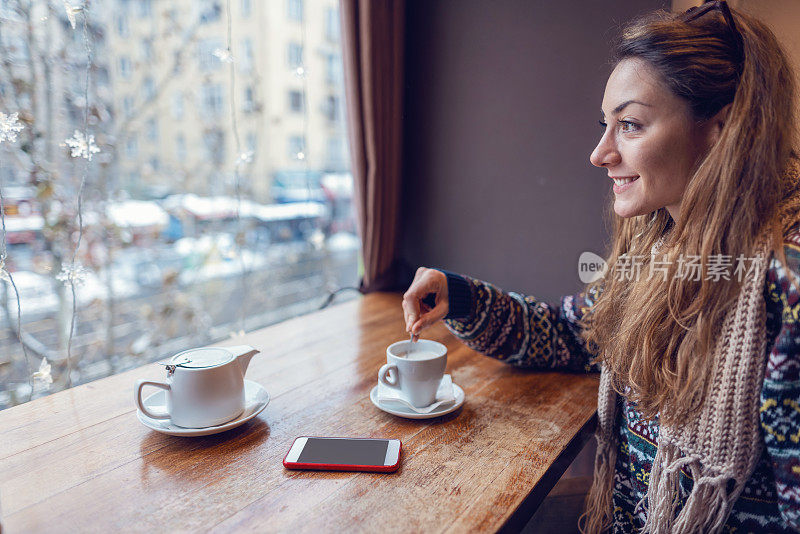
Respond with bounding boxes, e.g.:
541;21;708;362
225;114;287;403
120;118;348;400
590;58;717;221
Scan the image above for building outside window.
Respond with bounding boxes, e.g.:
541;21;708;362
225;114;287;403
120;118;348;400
0;0;358;410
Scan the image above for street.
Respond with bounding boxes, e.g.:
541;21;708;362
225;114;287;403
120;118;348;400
0;238;360;409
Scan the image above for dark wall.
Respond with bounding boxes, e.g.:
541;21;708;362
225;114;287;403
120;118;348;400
401;0;667;302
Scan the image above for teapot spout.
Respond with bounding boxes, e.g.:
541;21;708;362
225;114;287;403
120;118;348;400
227;345;260;376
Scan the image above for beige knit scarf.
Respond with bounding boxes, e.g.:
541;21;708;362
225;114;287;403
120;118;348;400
582;229;773;534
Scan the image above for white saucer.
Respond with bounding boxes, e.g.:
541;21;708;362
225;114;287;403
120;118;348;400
370;383;465;419
136;379;270;437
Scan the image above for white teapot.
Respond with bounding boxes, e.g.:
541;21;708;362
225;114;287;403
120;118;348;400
135;345;260;428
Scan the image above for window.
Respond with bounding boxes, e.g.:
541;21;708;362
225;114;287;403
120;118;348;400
198;38;225;71
288;135;304;158
200;84;224;117
243;86;255;112
176;134;187;163
172;92;184;120
142;40;154;62
143;77;156;101
116;15;129;37
126;135;138;158
146;117;158;141
287;43;303;69
204;129;226;165
0;0;357;410
287;0;303;22
7;36;29;62
324;95;340;122
96;67;109;86
325;53;342;85
119;56;132;79
240;38;253;74
172;50;182;74
325;7;340;42
289;90;304;113
122;95;134;117
199;0;222;24
246;132;257;154
326;137;347;170
139;0;152;18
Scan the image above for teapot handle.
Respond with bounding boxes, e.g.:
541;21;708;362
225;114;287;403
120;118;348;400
135;379;171;420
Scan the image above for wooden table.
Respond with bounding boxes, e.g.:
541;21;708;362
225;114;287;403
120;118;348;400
0;293;599;533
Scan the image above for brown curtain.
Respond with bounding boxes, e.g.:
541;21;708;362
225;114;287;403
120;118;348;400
340;0;407;292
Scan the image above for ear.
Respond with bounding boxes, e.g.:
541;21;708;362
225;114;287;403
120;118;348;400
705;103;732;147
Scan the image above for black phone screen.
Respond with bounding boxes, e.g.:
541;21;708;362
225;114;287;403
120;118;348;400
297;437;389;466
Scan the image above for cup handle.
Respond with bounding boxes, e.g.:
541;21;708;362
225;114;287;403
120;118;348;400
135;379;171;420
378;363;399;388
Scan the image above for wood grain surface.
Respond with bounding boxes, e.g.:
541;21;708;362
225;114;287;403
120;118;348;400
0;292;599;533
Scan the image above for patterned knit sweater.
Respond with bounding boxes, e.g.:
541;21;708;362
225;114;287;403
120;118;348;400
440;232;800;533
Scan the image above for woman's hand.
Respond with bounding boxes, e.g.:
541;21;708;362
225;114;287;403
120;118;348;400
402;267;449;340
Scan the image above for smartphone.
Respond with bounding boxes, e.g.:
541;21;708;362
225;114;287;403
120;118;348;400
283;436;402;473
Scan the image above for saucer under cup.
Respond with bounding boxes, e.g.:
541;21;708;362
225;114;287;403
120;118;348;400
370;383;465;420
378;339;447;408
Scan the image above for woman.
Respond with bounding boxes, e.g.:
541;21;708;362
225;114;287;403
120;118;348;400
401;2;800;533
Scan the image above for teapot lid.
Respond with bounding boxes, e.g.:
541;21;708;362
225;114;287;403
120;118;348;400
170;347;233;369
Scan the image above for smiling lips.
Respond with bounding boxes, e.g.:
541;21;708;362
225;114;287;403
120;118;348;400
611;175;639;193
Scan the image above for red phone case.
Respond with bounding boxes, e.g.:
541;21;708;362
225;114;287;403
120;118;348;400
283;436;402;473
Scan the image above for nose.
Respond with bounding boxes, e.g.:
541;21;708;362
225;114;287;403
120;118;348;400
590;130;621;168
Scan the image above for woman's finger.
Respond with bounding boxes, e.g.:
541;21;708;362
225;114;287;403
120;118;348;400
411;301;448;335
401;295;420;332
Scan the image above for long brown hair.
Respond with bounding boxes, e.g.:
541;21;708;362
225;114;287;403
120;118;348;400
582;7;800;427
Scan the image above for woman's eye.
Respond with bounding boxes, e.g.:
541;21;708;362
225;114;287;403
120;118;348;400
619;120;640;133
598;120;607;129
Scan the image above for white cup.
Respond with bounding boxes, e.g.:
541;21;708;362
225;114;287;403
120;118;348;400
378;339;447;408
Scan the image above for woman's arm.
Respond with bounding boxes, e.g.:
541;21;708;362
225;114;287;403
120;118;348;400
441;271;600;372
759;241;800;530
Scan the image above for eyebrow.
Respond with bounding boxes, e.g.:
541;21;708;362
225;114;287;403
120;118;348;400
601;100;652;117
